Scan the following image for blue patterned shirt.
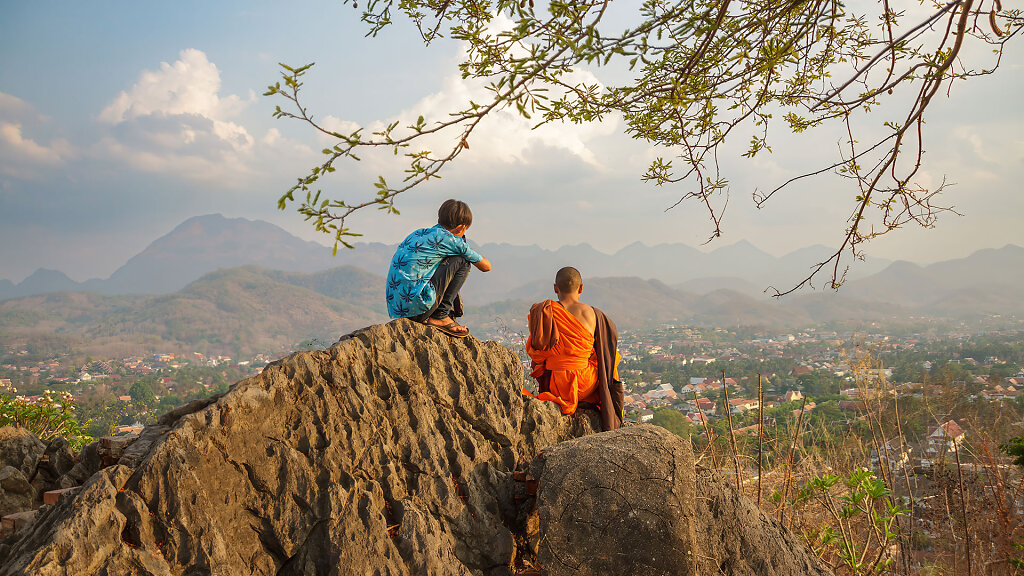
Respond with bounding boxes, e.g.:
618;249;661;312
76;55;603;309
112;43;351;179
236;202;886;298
386;225;483;318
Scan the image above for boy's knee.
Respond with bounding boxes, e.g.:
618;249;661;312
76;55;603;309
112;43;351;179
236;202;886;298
449;256;470;270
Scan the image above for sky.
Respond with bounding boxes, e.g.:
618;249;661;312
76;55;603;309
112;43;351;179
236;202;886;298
1;1;1022;284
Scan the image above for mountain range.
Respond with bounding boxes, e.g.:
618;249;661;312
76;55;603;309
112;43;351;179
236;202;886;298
1;213;900;302
1;214;1022;354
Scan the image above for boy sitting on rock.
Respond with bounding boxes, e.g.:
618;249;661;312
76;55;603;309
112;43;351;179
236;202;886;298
385;199;492;336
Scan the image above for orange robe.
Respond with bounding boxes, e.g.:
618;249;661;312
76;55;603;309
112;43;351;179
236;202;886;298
525;301;600;415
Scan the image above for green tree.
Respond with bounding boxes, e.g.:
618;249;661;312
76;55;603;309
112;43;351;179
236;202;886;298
157;394;182;414
989;362;1020;380
651;408;693;439
1004;437;1024;468
267;1;1021;290
797;371;839;397
892;361;925;384
128;380;156;407
929;360;970;386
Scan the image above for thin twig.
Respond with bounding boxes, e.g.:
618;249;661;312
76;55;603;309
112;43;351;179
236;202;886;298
757;373;764;509
954;437;973;576
721;369;743;491
779;395;808;526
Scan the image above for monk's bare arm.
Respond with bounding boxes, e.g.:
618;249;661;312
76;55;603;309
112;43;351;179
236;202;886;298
473;256;491;272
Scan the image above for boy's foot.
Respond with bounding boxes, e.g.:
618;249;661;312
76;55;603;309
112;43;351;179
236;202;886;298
423;317;470;337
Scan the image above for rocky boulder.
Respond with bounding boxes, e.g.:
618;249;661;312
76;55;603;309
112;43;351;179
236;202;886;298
0;320;599;575
36;438;75;489
0;428;44;479
0;428;45;518
0;467;36;518
529;425;831;576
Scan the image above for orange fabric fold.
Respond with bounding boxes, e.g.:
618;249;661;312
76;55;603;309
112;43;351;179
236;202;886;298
525;301;598;415
528;300;559;351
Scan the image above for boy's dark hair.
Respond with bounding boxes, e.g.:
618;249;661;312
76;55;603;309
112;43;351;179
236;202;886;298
438;199;473;230
555;267;582;293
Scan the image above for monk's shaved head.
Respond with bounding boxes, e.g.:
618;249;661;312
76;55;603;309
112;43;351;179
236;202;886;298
554;267;582;293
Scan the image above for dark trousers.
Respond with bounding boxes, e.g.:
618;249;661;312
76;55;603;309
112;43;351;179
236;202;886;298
413;256;469;321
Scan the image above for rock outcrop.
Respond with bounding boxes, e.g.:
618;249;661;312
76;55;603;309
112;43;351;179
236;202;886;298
0;320;831;575
0;428;45;517
0;320;599;575
529;426;830;576
0;429;44;480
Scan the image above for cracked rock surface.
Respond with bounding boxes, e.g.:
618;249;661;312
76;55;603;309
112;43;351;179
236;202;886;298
0;320;599;576
0;428;45;517
531;425;832;576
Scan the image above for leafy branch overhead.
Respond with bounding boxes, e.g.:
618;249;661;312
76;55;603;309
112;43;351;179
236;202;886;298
266;0;1021;289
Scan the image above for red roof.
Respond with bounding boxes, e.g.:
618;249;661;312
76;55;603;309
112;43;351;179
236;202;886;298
935;420;965;439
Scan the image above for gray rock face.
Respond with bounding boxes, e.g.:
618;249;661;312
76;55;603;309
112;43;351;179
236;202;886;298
0;467;36;517
0;320;599;575
0;428;45;518
0;428;44;478
530;425;831;576
38;438;75;484
692;465;831;575
530;425;698;576
57;440;102;489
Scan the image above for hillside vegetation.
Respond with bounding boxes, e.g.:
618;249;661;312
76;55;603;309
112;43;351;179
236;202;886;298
0;267;387;357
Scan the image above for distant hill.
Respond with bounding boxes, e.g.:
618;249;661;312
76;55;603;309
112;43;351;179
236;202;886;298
844;244;1024;313
265;266;385;315
491;276;697;329
922;284;1024;316
0;269;81;300
675;277;763;297
782;292;906;323
92;214;341;294
690;289;809;328
0;266;388;357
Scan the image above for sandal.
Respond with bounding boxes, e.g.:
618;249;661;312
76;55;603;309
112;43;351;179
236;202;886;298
423;317;470;338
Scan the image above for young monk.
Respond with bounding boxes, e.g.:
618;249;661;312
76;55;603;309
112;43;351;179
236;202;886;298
386;199;492;336
525;267;624;430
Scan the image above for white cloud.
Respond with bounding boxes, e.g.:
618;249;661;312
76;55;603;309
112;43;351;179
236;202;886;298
99;49;251;142
262;128;282;145
317;20;619;170
96;49;260;182
0;92;37;118
403;73;618;166
0;92;75;179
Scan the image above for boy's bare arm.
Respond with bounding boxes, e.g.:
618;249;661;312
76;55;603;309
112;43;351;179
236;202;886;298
473;256;491;272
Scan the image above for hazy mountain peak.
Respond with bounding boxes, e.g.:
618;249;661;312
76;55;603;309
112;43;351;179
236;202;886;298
18;268;78;288
101;214;337;295
619;240;649;251
885;260;925;271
